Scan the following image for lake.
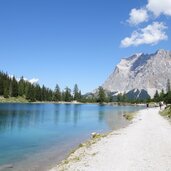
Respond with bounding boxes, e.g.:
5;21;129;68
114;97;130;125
0;103;145;171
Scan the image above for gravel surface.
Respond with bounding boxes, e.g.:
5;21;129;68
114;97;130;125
50;108;171;171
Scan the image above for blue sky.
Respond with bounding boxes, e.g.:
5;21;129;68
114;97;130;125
0;0;171;93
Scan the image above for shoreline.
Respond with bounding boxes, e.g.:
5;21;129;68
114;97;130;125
48;109;140;171
0;102;145;171
0;98;146;107
49;107;171;171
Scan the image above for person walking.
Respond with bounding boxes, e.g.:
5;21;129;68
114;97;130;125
159;102;162;110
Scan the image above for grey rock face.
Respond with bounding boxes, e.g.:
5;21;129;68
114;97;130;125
102;49;171;97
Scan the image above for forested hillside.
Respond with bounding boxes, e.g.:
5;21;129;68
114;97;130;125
0;71;81;102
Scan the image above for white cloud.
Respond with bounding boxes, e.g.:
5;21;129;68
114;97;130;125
147;0;171;17
23;77;28;81
121;22;168;47
8;74;39;84
128;8;149;25
9;74;14;79
22;77;39;84
28;78;39;84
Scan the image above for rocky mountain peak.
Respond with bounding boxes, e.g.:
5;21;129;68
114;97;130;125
102;49;171;98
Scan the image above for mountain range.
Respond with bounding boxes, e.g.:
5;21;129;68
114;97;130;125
102;49;171;99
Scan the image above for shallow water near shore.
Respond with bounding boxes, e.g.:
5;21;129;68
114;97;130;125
0;103;145;171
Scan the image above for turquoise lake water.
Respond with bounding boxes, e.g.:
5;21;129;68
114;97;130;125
0;103;145;171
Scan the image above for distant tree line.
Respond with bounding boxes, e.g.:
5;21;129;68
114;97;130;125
151;79;171;104
1;71;171;104
95;87;149;104
0;71;82;102
96;79;171;104
54;84;82;102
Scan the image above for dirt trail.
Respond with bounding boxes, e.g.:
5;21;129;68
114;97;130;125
50;108;171;171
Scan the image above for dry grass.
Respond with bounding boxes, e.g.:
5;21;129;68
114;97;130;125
160;105;171;118
0;96;29;103
123;112;136;121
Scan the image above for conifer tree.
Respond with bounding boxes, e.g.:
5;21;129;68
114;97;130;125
11;77;18;97
3;81;9;98
98;86;106;104
41;85;46;101
78;90;82;101
117;93;122;102
159;89;165;101
154;90;159;102
54;84;61;101
64;87;72;102
73;84;79;101
164;80;171;104
0;77;4;95
35;84;42;101
18;77;25;96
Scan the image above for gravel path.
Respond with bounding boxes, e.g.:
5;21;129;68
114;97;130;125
50;108;171;171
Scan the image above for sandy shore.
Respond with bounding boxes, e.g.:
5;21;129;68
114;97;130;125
49;107;171;171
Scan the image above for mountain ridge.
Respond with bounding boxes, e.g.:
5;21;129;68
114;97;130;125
102;49;171;98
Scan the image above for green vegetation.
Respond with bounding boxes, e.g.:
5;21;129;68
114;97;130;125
0;70;152;104
54;84;61;101
2;70;171;105
0;71;83;103
160;105;171;118
151;79;171;104
73;84;81;101
117;93;127;103
57;132;108;170
153;90;160;102
0;72;54;102
91;133;106;139
116;79;171;105
97;86;106;104
0;96;29;103
113;79;171;104
0;71;110;104
62;87;72;102
123;112;135;121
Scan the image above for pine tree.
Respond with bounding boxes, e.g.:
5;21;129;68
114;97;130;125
41;85;46;101
122;93;127;102
164;79;171;104
64;87;72;102
3;81;9;98
159;89;164;101
11;77;18;97
108;93;113;102
26;84;32;100
0;77;4;95
73;84;79;101
61;91;65;101
78;90;82;101
164;91;171;104
98;86;106;104
35;84;42;101
154;90;159;102
117;93;122;102
0;70;86;103
30;85;36;101
54;84;61;101
18;77;25;96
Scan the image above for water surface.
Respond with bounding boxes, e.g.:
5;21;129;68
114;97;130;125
0;103;145;171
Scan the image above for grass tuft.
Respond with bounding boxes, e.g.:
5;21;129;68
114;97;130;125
0;96;29;103
160;105;171;118
123;112;135;121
